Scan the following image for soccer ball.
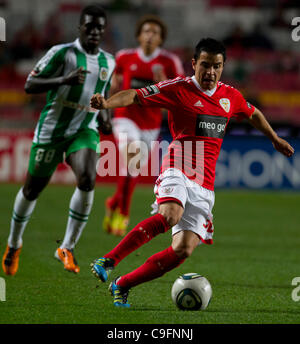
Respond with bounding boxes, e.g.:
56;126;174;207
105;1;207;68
171;273;212;311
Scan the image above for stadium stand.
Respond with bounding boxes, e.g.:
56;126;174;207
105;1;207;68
0;0;299;185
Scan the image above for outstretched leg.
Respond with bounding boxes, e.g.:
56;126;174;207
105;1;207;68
91;202;183;282
117;230;200;289
109;230;200;308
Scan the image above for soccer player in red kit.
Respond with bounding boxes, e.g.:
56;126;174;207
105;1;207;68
90;38;294;307
103;15;184;236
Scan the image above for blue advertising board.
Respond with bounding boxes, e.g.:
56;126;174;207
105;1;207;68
215;136;300;189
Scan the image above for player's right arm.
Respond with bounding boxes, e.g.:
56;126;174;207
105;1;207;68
24;45;90;94
25;67;90;94
91;78;180;111
91;89;139;110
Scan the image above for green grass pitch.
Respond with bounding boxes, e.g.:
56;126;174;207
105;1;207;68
0;183;300;324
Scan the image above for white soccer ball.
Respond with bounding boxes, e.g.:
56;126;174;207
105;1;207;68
171;273;212;311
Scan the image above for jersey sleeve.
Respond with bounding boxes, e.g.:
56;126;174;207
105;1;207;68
29;45;68;79
231;89;255;121
136;78;181;110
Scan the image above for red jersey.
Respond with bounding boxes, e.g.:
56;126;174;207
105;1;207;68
114;47;184;129
136;76;255;190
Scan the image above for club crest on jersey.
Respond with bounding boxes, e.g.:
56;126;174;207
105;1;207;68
219;98;230;113
130;64;137;71
99;67;108;81
162;187;174;194
140;85;160;98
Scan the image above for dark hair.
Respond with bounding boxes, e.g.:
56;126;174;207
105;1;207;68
80;3;107;24
135;15;167;44
194;38;226;62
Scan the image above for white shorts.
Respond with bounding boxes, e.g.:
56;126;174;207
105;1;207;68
113;117;160;153
152;168;215;245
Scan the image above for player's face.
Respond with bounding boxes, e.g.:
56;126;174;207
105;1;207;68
192;52;224;90
138;22;163;54
79;14;106;52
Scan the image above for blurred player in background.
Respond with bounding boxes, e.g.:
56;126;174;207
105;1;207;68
90;38;294;307
103;15;185;237
2;4;115;275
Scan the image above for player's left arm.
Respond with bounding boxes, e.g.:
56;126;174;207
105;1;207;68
248;107;294;157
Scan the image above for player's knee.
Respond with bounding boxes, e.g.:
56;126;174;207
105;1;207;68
172;243;194;259
22;186;40;201
77;171;96;191
160;211;180;228
159;204;183;227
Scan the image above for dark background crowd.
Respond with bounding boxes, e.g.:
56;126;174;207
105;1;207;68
0;0;299;137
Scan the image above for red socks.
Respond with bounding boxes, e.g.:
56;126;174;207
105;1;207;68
117;246;185;289
104;215;185;289
120;175;139;216
107;175;139;216
104;213;170;265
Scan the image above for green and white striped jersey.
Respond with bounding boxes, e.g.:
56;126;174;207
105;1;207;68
28;39;115;144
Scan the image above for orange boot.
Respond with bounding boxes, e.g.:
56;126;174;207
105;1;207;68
55;248;80;274
2;245;22;275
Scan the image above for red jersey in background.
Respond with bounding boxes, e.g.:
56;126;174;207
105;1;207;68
114;47;184;130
